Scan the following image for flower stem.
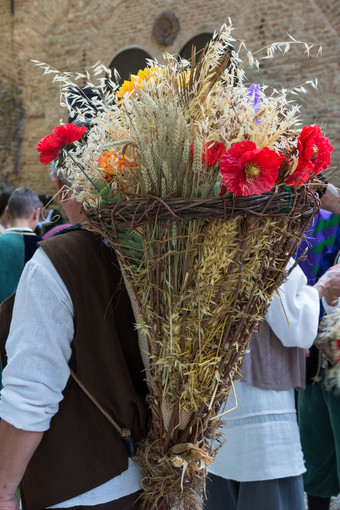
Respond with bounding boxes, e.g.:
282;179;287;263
64;149;101;193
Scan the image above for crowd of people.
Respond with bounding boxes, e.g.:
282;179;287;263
0;187;70;390
1;173;340;510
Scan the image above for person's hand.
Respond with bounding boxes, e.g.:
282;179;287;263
325;294;339;306
314;264;340;302
0;495;19;510
320;183;340;214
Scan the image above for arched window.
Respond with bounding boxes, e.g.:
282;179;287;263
109;47;153;84
180;33;237;85
179;33;214;62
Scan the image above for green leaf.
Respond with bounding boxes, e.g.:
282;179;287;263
117;227;144;262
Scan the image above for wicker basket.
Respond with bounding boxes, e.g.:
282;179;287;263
84;184;319;510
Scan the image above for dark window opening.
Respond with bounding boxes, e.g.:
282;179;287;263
109;48;153;84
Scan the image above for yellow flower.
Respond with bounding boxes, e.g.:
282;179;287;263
116;66;163;100
116;76;138;99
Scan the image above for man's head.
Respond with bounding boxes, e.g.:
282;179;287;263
7;188;41;230
50;160;86;226
0;190;12;217
38;194;53;209
0;190;12;229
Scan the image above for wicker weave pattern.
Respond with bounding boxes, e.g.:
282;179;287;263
84;185;320;510
86;186;317;229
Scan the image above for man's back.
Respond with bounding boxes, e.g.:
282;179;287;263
0;228;149;509
0;229;41;303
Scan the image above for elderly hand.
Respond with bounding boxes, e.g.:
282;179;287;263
314;264;340;304
320;183;340;215
0;496;19;510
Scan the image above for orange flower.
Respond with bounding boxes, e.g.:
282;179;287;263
98;152;135;182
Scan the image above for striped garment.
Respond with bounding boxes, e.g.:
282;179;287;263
297;209;340;285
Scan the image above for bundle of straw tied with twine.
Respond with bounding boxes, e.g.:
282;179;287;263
36;21;334;509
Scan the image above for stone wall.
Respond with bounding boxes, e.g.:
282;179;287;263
0;0;339;193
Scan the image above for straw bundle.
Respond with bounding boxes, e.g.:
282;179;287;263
35;20;332;509
85;186;318;509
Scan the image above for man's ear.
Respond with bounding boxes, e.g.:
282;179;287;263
4;206;10;222
54;176;68;203
33;208;41;221
54;176;63;192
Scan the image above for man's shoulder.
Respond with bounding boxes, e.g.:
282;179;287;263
0;231;24;248
38;227;119;296
0;230;38;240
40;226;103;260
41;225;91;244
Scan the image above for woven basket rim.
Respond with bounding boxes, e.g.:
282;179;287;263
85;185;320;229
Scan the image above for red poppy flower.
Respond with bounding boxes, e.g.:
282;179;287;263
297;124;333;175
36;124;87;164
220;140;281;196
285;159;312;186
190;141;226;166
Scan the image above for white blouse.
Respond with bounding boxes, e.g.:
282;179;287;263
210;261;320;482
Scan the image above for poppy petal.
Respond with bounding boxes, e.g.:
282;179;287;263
36;134;61;152
39;148;62;164
52;124;87;146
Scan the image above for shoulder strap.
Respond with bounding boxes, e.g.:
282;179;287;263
70;368;136;458
0;294;136;458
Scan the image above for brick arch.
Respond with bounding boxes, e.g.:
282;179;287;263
109;47;154;84
179;33;214;62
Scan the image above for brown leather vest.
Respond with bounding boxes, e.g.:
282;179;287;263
241;320;306;391
1;228;149;510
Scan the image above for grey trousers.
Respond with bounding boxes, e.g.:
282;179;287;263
203;473;305;510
